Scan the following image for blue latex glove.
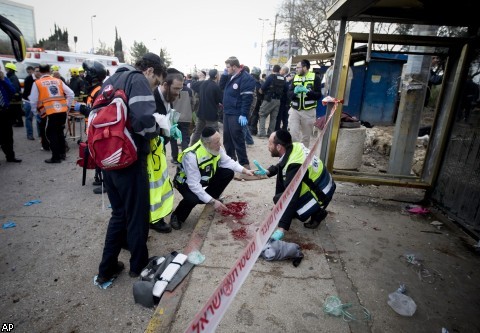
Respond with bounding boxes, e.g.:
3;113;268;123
294;85;302;94
73;102;81;111
170;124;182;141
238;115;248;127
253;160;267;175
271;229;284;241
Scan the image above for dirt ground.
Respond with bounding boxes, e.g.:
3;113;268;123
1;122;480;333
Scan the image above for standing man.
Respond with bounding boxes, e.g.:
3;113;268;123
170;75;193;164
170;127;255;230
5;63;22;127
22;66;41;140
220;56;256;169
0;68;21;163
29;64;74;163
94;53;168;284
257;64;286;137
288;59;322;148
262;130;336;240
275;65;292;131
190;69;223;145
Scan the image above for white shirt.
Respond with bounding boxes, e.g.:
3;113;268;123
182;147;244;203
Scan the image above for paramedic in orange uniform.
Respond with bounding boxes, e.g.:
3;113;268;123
29;63;74;163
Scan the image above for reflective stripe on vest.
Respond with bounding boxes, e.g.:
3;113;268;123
290;72;317;110
174;140;220;186
35;77;68;117
282;143;329;209
148;136;174;222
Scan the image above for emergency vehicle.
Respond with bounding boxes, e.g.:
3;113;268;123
22;48;120;81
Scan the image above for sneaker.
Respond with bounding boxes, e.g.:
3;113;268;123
27;136;35;140
93;186;107;194
170;214;183;230
149;219;172;233
96;261;125;284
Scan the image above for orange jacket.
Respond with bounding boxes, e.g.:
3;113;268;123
35;76;69;118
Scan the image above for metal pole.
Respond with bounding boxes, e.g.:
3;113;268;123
258;18;269;69
288;0;295;59
272;14;278;64
91;15;96;54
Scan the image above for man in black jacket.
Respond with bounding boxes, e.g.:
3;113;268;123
190;69;223;145
95;53;168;285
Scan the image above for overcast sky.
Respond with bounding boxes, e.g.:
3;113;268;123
14;0;288;73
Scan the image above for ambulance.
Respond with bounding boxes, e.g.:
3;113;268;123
22;48;120;81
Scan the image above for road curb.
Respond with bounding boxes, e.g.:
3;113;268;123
145;205;216;333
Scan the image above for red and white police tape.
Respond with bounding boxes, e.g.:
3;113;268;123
184;97;342;333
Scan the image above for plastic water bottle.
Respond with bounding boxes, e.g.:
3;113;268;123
387;285;417;316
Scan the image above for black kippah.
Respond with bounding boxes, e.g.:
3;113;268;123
275;129;292;146
202;126;216;138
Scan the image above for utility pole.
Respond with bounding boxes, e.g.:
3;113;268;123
271;14;278;66
90;15;96;54
258;18;269;70
288;0;295;59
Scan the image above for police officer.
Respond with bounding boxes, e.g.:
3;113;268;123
170;127;255;230
261;130;335;241
257;64;286;137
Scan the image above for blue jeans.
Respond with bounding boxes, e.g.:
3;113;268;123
23;101;34;138
243;125;254;145
223;114;249;166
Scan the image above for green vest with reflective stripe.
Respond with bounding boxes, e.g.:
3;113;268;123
174;140;221;187
283;142;330;204
147;136;174;223
290;72;317;110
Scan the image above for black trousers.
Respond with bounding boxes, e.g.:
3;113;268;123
174;167;234;222
45;113;66;160
99;156;150;276
0;107;15;160
38;117;49;150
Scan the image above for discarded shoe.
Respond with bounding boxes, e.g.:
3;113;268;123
149;219;172;233
170;214;182;230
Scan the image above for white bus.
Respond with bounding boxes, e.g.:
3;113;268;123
22;48;121;81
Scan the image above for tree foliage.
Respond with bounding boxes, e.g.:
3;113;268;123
159;48;172;68
277;0;338;54
114;27;124;63
36;24;69;51
96;41;114;56
130;41;149;63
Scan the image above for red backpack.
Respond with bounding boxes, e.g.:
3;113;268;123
87;76;137;170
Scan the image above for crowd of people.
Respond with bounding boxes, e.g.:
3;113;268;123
0;55;335;287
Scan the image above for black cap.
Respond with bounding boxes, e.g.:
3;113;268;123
208;69;218;79
201;126;216;138
275;129;292;146
142;52;163;66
